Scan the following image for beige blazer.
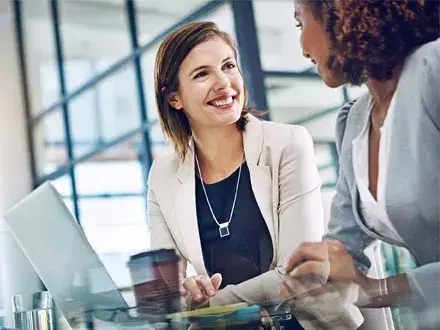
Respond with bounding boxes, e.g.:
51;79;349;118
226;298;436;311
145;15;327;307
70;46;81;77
147;115;363;329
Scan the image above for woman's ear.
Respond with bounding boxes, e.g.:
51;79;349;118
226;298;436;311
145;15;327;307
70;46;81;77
167;92;183;110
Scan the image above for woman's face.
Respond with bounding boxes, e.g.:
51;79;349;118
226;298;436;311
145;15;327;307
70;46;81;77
294;1;345;88
169;36;245;131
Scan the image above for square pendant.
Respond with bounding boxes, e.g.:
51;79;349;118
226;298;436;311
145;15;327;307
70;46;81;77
219;223;230;238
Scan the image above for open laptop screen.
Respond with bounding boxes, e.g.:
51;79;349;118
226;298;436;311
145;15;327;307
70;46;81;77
3;182;148;327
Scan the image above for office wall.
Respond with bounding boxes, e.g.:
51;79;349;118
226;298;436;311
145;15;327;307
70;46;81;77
0;1;42;327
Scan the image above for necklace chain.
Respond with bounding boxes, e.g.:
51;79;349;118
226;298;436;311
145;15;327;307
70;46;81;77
195;153;243;227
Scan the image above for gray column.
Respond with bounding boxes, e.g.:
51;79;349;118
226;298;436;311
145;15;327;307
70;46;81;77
231;0;269;118
0;1;42;327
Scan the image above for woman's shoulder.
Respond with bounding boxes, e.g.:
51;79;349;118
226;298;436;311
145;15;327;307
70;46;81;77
404;38;440;75
254;119;315;160
258;118;312;145
401;38;440;124
246;114;312;151
409;37;440;62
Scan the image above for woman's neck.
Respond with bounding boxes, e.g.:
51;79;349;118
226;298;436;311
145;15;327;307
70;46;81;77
367;78;399;109
192;124;244;183
366;66;402;129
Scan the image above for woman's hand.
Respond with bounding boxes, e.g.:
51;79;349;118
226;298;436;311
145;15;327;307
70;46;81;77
283;240;413;309
284;240;368;287
280;241;367;327
181;273;222;304
279;240;362;311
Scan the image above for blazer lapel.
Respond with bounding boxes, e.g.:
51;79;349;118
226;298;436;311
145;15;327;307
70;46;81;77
349;95;382;236
174;143;207;275
247;163;276;253
243;116;276;258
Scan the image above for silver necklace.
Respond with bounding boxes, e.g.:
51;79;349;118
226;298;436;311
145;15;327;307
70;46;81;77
195;153;243;238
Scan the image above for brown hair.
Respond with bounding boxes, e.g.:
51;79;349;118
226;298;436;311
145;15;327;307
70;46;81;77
302;0;440;85
154;21;252;160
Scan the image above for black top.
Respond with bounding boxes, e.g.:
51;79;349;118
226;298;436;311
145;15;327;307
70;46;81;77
195;162;273;288
195;161;304;329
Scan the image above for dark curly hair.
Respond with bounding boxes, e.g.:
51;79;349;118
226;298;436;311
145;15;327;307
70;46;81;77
303;0;440;85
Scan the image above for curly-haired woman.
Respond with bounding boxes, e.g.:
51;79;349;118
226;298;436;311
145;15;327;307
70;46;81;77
283;0;440;328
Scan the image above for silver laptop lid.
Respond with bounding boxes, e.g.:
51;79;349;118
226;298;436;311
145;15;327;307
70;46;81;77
3;182;150;327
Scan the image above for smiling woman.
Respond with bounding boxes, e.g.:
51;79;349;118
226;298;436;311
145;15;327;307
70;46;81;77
154;22;252;161
166;37;245;141
146;21;363;329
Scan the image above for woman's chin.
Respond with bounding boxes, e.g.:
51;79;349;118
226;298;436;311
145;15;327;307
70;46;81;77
322;75;345;88
213;110;242;126
319;68;346;88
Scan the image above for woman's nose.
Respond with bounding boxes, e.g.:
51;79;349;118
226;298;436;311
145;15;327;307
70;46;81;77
214;71;231;90
302;51;311;59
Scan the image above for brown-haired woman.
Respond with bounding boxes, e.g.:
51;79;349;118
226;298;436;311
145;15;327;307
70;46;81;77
148;21;362;329
284;1;440;328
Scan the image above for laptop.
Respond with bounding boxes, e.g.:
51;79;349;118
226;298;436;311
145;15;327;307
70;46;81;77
3;182;151;328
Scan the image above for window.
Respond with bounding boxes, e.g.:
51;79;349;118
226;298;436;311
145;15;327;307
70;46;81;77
13;1;367;328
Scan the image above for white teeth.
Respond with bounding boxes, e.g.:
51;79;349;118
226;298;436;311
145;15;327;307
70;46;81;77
211;96;233;107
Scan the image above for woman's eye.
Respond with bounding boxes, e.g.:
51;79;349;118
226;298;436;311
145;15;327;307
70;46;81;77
194;71;208;79
223;62;236;70
296;22;302;29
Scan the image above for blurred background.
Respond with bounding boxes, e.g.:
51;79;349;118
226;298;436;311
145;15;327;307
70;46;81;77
4;0;411;328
